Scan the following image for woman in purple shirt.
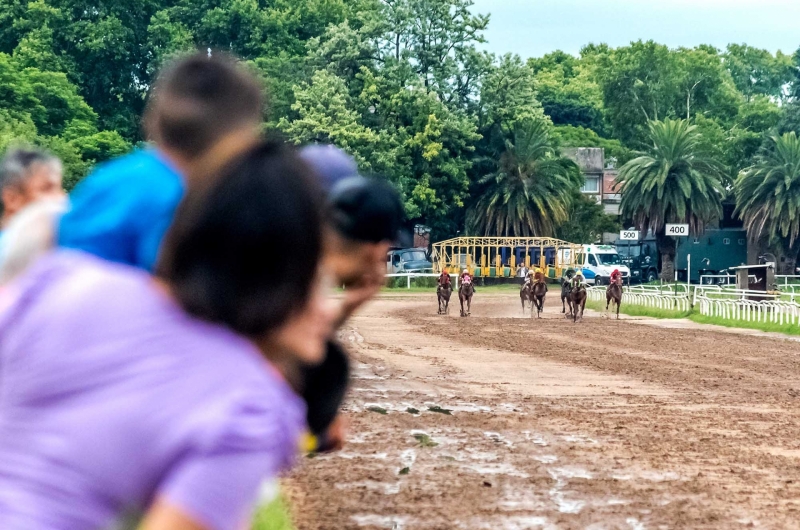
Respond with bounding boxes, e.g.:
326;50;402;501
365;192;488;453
0;141;336;530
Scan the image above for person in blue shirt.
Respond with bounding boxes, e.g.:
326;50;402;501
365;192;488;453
58;52;264;271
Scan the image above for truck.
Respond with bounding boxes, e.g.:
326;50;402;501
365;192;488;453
386;248;434;274
575;244;631;285
614;228;748;283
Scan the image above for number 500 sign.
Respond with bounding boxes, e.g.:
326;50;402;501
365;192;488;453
665;224;689;236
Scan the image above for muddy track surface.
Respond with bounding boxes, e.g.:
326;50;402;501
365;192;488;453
286;293;800;530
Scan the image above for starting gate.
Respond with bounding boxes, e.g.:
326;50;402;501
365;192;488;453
431;237;582;279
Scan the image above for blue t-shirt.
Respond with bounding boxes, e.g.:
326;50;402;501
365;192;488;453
58;150;184;272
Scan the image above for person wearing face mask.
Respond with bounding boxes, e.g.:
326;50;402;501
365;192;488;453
0;142;337;530
0;148;65;288
0;147;64;232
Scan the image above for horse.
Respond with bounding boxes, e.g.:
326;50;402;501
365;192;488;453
520;282;533;316
606;281;622;319
437;284;452;315
560;277;574;317
531;271;548;318
569;281;587;323
459;281;474;317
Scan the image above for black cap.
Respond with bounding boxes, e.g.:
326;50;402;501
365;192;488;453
329;176;409;245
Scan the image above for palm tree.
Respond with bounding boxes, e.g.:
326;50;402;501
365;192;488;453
735;132;800;267
467;120;582;237
616;119;725;280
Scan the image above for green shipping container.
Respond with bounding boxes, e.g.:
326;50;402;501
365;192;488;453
675;228;747;283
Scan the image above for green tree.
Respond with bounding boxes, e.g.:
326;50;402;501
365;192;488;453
277;69;380;167
616;119;725;280
529;50;606;134
723;44;795;101
551;125;632;166
467;120;582;237
596;42;739;146
478;53;546;133
555;190;620;244
0;50;130;188
735;133;800;261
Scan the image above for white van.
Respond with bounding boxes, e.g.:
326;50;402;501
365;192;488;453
576;245;630;285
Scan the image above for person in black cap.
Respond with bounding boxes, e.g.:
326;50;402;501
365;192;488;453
299;145;407;451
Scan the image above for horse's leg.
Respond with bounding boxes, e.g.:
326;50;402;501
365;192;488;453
616;296;621;320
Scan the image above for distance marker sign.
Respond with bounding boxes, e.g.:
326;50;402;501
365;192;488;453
665;224;689;236
619;230;639;240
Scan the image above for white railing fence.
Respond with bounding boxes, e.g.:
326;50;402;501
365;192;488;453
586;285;691;312
384;273;458;290
693;285;800;326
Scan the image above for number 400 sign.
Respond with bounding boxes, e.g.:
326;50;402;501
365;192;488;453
665;224;689;236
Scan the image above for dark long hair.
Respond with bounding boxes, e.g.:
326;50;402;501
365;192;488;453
157;141;324;336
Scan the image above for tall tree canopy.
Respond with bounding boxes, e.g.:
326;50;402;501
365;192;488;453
616;119;725;279
0;0;796;247
466;120;582;237
735;133;800;251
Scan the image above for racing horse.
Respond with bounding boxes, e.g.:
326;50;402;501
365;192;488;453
459;280;474;317
569;279;587;323
520;282;533;316
560;273;575;316
531;271;548;318
606;281;622;319
437;283;452;315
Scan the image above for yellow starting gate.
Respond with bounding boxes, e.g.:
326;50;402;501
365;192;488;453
431;236;582;280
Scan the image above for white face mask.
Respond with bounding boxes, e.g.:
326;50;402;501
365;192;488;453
0;197;68;285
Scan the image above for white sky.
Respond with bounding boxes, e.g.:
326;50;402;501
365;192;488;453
471;0;800;58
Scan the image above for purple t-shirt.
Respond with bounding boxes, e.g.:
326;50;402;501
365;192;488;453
0;251;306;530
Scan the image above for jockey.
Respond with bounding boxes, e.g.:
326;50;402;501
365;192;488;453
460;268;473;285
437;270;451;290
572;272;586;289
610;268;622;286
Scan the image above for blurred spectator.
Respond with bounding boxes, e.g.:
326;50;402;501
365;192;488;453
58;51;263;271
299;145;407;451
0;147;63;230
0;141;336;530
0;199;67;284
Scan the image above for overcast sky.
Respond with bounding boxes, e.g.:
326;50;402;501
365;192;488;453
471;0;800;59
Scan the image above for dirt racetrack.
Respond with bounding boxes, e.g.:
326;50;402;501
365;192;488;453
286;292;800;529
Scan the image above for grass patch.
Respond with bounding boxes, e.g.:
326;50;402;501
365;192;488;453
413;433;439;447
589;299;800;337
585;299;691;319
688;313;800;336
252;493;294;530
